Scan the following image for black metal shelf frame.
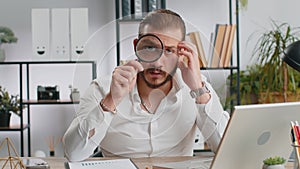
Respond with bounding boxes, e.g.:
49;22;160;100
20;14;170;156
0;61;97;156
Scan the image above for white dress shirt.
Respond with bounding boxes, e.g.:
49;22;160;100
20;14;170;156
63;72;229;162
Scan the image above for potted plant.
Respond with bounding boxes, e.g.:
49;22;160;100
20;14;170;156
0;26;18;62
224;64;261;112
262;156;286;169
251;20;300;103
0;86;22;127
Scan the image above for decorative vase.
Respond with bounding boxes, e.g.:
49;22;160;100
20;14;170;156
0;112;11;127
262;164;285;169
70;88;80;101
0;48;5;62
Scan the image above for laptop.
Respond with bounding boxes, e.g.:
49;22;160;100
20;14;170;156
153;102;300;169
210;101;300;169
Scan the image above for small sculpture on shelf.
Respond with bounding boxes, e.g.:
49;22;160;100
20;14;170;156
46;135;61;157
0;137;25;169
68;85;80;102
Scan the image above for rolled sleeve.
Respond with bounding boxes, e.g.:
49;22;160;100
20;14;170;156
63;79;115;161
195;81;229;152
89;103;115;145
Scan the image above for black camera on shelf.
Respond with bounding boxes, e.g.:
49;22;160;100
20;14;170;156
37;85;60;100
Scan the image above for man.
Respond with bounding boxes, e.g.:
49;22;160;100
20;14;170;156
63;9;229;162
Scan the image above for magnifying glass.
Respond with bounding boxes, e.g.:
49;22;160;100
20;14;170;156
135;34;164;63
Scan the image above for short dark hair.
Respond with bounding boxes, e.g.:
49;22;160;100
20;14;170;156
138;9;186;40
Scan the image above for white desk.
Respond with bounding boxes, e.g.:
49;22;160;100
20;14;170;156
0;156;295;169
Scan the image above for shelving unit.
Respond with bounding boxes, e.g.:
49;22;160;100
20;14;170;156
228;0;241;108
115;0;240;111
0;61;96;156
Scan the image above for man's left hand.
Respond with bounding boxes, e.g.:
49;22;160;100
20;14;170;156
177;41;203;90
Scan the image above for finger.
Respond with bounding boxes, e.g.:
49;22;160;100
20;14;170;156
178;54;188;69
178;47;194;65
178;41;197;53
124;60;144;73
178;42;198;58
112;71;131;89
178;49;189;68
113;60;141;78
113;67;136;85
178;42;199;67
178;49;194;59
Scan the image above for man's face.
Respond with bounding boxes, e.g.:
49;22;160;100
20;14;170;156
137;26;182;88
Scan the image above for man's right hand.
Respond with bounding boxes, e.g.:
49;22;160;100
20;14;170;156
101;60;144;112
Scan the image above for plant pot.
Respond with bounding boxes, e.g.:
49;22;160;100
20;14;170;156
259;91;300;103
0;49;5;62
240;93;259;104
0;112;11;127
262;164;285;169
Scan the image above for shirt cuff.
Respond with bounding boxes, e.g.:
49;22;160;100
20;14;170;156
196;91;225;124
83;104;115;145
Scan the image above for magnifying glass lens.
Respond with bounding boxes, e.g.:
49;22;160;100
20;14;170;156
136;35;163;62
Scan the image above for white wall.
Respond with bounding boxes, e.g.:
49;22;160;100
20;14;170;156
1;0;299;157
0;0;116;157
0;0;116;74
239;0;300;69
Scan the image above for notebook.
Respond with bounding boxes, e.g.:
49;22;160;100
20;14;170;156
152;157;213;168
210;101;300;169
64;158;137;169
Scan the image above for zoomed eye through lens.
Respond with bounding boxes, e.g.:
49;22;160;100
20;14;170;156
135;34;164;63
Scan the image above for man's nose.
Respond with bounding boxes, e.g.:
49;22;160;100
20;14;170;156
150;53;164;66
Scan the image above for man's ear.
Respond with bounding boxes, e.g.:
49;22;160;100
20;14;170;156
133;38;138;50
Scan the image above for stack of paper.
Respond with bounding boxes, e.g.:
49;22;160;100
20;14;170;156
65;159;137;169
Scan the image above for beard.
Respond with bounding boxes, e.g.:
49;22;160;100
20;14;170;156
139;65;177;89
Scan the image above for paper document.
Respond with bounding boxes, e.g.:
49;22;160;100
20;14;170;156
65;158;137;169
152;157;213;169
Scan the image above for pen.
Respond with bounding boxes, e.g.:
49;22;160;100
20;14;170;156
295;121;300;144
291;121;300;166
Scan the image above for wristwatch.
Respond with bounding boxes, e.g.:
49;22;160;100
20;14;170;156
190;82;210;98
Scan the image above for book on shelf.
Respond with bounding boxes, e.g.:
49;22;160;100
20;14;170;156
121;0;132;17
210;24;227;68
219;24;232;67
210;24;236;68
119;0;136;19
130;0;136;16
141;0;148;13
207;32;215;67
120;0;163;19
187;31;208;67
133;0;143;18
223;24;236;67
148;0;157;11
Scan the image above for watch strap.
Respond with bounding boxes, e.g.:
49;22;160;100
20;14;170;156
190;82;210;98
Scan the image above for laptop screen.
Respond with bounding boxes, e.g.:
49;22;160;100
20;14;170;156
210;102;300;169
